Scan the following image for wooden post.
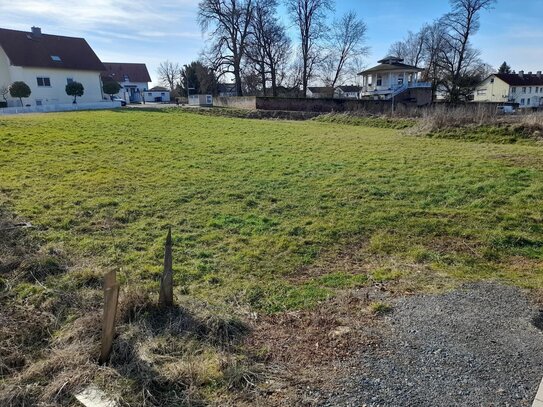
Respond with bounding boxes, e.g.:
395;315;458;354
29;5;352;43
99;270;120;364
159;227;174;307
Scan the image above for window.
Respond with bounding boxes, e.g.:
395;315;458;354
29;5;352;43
36;99;43;106
490;78;494;83
527;98;531;105
477;89;487;96
161;93;165;96
123;74;130;82
376;74;382;86
523;87;527;93
537;87;539;94
148;93;152;97
529;87;532;93
511;87;516;93
520;98;525;105
398;77;404;85
37;77;51;87
67;78;74;84
51;55;62;62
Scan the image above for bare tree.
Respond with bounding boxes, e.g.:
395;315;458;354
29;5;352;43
198;0;254;96
157;61;180;91
322;11;369;88
247;0;291;96
388;28;427;67
421;22;448;98
0;84;8;103
439;0;496;101
286;0;333;95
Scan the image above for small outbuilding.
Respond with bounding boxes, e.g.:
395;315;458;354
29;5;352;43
188;94;213;107
145;86;170;103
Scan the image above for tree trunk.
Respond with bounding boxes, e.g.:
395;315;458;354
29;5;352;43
271;67;277;97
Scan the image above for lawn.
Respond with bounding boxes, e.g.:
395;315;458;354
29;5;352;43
1;109;543;405
1;109;543;312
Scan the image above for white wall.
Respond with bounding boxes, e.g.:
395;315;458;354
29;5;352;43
5;64;103;107
0;101;121;115
145;90;170;102
0;47;11;93
473;76;510;102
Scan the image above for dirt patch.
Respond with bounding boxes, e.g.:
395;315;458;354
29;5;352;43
236;287;395;406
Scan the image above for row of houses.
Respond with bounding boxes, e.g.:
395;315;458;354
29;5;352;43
473;71;543;108
0;26;169;109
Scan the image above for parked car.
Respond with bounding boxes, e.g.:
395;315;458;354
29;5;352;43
110;96;126;106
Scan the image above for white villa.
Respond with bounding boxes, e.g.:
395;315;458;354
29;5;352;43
358;56;431;103
473;71;543;109
0;26;106;108
101;63;151;103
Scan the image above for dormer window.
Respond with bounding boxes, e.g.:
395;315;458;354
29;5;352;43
123;74;130;82
51;55;62;62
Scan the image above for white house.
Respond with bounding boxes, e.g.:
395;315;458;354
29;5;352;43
306;87;334;98
334;85;361;99
358;56;431;102
145;86;170;103
0;26;105;107
101;62;151;103
473;71;543;109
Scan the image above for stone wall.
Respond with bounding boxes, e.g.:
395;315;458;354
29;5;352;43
214;96;256;109
255;97;399;114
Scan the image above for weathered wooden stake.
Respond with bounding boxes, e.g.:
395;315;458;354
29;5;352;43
99;270;120;364
159;227;174;307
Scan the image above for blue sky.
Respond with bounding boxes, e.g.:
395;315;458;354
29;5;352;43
0;0;541;86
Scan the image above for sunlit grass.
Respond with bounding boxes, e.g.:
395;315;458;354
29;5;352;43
1;109;542;312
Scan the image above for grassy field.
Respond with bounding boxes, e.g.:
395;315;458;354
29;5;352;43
1;109;542;404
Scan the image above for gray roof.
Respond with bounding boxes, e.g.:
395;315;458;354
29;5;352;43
359;62;423;75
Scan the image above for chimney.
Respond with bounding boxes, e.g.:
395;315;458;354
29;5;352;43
31;26;42;37
519;70;524;78
528;71;533;75
537;71;542;78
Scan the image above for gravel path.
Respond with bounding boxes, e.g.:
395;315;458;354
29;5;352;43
319;282;543;407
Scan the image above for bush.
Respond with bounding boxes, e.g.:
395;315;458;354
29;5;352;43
103;81;121;97
65;81;84;103
9;81;31;107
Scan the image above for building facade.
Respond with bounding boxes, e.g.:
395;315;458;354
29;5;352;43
334;86;361;99
358;56;431;101
0;26;105;107
473;71;543;109
101;63;151;103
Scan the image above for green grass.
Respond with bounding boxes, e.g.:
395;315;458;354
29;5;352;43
1;109;543;313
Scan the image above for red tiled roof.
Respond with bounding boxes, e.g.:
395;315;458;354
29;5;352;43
494;73;543;86
0;27;105;71
101;63;151;83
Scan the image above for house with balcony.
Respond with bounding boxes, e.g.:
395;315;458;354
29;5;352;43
473;71;543;109
101;62;151;103
358;56;432;105
0;26;106;108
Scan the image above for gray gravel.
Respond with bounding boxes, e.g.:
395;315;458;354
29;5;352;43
319;282;543;407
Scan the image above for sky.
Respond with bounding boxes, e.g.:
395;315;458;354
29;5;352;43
0;0;542;86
